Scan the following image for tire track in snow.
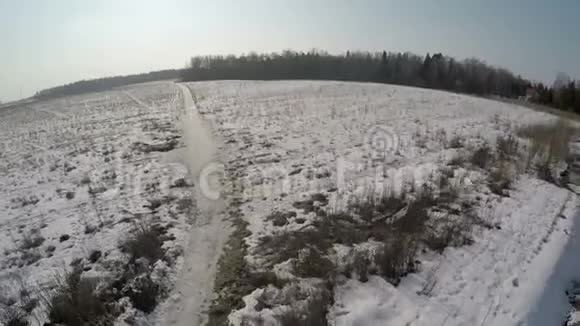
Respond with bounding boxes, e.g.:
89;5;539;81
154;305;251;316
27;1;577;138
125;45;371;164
480;192;574;326
426;186;573;325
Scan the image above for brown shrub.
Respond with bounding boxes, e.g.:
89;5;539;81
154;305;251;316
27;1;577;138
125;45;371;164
352;252;369;283
45;267;111;325
448;135;464;149
488;161;515;196
120;222;165;264
424;217;474;253
517;119;577;167
470;144;493;169
124;274;160;313
0;307;28;326
20;233;45;251
374;235;418;285
276;291;331;326
496;134;520;162
349;191;406;223
293;248;334;279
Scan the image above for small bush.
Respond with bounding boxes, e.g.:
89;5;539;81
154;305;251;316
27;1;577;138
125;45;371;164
88;250;102;263
84;224;97;234
21;298;38;314
349;191;406;223
438;172;460;204
374;235;418;285
266;211;297;227
496;134;519;161
20;251;42;266
425;225;455;253
46;267;111;325
470;144;493;169
518;119;577;170
0;307;28;326
491;113;501;126
20;234;45;250
248;271;288;290
293;193;328;215
448;135;464;149
259;229;334;267
65;191;75;200
415;135;428;149
124;274;160;313
435;129;447;147
391;198;431;236
536;158;556;183
425;218;473;253
277;291;331;326
518;120;577;183
80;175;91;185
496;134;520;161
315;211;370;245
120;222;165;264
352;252;369;282
293;248;334;279
488;161;514;196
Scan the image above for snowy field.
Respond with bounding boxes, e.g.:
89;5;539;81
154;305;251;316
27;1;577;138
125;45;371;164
187;80;579;326
1;80;578;326
0;82;195;324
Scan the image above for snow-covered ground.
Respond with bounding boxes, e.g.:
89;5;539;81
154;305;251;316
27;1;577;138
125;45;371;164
186;80;579;326
0;82;197;324
1;79;578;326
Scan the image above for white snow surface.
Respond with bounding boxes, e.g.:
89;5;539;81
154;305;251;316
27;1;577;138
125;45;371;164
0;82;198;324
185;80;579;326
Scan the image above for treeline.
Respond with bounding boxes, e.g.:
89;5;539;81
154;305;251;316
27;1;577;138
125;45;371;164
34;69;182;99
530;73;580;114
181;50;530;98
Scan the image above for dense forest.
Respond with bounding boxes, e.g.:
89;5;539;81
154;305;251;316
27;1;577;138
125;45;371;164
181;50;531;98
34;69;182;99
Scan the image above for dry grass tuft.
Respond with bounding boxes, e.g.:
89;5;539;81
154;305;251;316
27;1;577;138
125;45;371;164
293;248;335;279
276;291;331;326
374;235;418;285
470;143;493;169
0;307;28;326
517;119;577;168
488;160;516;196
496;134;520;162
44;266;111;325
120;221;165;264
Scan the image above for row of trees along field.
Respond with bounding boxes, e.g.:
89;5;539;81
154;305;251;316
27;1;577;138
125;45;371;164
181;50;531;98
34;69;182;99
530;72;580;114
34;49;578;115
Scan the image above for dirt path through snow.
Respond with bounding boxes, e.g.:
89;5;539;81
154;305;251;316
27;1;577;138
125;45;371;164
161;83;230;326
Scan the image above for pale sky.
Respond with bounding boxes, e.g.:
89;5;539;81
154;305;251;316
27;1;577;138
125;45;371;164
1;0;579;102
